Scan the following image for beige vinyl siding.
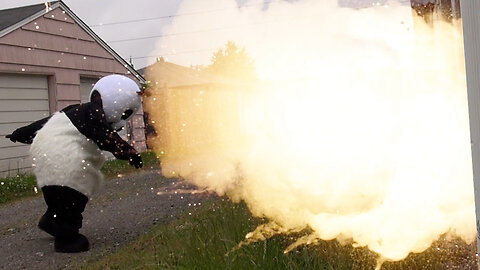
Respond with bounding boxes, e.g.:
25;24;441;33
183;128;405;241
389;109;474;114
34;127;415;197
0;73;49;176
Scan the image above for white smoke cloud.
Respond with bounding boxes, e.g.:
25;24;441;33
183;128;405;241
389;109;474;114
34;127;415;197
146;0;476;265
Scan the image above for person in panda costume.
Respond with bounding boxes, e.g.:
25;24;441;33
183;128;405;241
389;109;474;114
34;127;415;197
6;74;143;253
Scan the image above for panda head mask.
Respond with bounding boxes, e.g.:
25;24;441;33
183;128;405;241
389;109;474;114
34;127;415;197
89;75;142;131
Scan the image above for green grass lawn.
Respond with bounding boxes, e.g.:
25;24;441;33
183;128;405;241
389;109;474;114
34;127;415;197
80;198;356;270
0;151;159;205
78;197;477;270
99;151;159;179
0;174;37;204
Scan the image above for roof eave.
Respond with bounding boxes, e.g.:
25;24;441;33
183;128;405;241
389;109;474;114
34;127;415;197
0;1;146;84
57;1;145;84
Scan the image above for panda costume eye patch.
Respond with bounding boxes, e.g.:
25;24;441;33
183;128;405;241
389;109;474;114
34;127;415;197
121;109;133;120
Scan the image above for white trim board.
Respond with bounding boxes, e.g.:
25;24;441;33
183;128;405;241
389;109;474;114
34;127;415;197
461;1;480;268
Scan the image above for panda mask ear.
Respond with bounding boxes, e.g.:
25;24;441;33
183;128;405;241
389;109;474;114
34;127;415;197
90;90;103;106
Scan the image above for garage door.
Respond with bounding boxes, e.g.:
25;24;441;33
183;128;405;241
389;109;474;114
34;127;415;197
0;73;49;177
80;77;98;103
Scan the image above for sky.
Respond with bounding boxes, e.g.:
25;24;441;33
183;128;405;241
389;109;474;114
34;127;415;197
0;0;411;69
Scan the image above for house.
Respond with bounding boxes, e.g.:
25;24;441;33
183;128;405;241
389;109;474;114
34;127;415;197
138;58;252;159
0;1;147;177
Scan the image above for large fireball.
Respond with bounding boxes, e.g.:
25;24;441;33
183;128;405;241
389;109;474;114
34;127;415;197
144;0;476;265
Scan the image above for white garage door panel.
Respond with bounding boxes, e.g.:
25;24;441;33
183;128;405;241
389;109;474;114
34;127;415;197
0;123;26;136
0;111;49;123
0;74;48;89
0;157;33;175
0;99;49;112
0;88;48;100
0;73;48;177
0;138;18;148
0;145;31;160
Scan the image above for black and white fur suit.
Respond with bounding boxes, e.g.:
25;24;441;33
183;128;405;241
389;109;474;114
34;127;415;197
6;75;143;253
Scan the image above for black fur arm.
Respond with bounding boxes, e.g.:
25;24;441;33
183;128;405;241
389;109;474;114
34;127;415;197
5;104;83;144
85;106;143;168
6;116;51;144
63;101;142;168
95;131;143;168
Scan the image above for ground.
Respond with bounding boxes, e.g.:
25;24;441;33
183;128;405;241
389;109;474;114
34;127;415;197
0;169;211;270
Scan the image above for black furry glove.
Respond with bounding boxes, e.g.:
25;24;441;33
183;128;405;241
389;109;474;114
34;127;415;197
4;116;51;144
129;154;143;169
5;134;16;142
6;132;33;144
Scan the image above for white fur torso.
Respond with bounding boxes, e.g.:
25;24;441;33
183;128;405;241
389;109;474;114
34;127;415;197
30;112;106;196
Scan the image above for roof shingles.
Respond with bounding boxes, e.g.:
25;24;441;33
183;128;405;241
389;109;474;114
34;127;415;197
0;2;58;32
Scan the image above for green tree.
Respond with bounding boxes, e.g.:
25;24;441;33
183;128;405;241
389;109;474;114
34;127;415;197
207;41;257;81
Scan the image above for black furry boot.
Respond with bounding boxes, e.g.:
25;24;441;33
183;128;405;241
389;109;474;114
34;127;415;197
41;185;90;253
38;207;55;236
